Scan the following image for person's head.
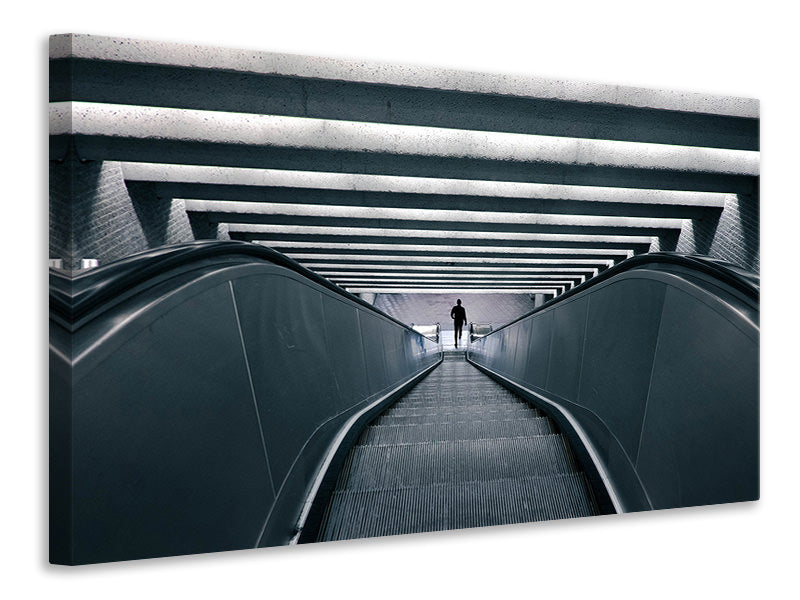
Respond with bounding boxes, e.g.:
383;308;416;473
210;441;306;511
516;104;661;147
456;299;462;305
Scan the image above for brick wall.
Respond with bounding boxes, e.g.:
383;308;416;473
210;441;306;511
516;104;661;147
648;191;759;274
49;148;229;271
675;192;760;273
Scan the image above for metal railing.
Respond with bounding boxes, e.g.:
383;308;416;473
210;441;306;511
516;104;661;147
469;323;493;343
411;323;440;343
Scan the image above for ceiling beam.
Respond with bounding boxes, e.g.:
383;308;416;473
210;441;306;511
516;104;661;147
122;162;729;220
227;223;656;246
183;199;684;238
51;34;758;150
251;240;634;260
51;102;758;193
341;287;565;295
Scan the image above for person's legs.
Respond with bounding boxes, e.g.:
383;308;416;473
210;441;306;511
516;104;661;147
454;323;462;347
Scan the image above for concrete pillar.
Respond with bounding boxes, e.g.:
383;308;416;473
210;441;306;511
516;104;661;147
358;292;376;305
533;293;547;308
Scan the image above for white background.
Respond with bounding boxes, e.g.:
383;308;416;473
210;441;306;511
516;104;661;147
4;2;796;597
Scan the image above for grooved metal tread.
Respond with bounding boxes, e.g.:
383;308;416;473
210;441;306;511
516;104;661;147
342;435;578;488
317;355;599;542
319;474;597;541
362;418;555;444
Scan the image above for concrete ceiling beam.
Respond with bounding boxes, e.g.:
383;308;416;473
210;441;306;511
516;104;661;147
50;35;757;119
203;216;676;238
317;271;590;283
50;34;758;149
290;258;606;270
250;241;634;260
51;102;758;193
330;276;580;283
323;272;587;281
341;287;566;295
306;268;599;280
231;228;653;252
183;200;683;238
121;162;729;220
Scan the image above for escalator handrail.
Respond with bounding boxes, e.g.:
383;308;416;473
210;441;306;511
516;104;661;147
481;252;759;338
48;240;424;336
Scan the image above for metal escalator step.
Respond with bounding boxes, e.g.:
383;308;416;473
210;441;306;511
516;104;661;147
441;355;466;362
397;399;522;409
337;434;578;490
403;386;518;396
319;473;598;541
399;392;521;406
376;405;541;425
361;418;556;445
389;400;530;411
403;385;514;394
314;356;600;543
374;409;543;425
385;395;531;409
397;400;524;410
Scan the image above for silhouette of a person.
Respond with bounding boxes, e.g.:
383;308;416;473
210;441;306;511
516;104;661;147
450;299;467;348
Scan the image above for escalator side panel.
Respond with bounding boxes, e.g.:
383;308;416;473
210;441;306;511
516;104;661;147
70;281;275;565
469;268;759;513
637;285;759;508
359;311;392;392
525;308;553;389
233;273;335;488
578;278;667;460
57;261;439;563
322;295;370;403
547;294;589;402
49;321;73;565
512;318;531;381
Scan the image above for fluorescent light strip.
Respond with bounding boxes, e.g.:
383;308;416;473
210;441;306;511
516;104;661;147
338;281;569;288
254;241;636;259
182;199;684;230
305;264;598;274
329;275;579;282
53;102;759;176
291;255;612;268
331;279;576;287
122;162;730;208
230;224;655;244
343;288;563;294
322;273;586;282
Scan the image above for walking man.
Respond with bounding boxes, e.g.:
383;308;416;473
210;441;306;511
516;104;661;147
450;299;467;348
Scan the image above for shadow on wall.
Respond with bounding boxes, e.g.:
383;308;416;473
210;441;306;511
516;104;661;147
48;149;228;271
676;192;759;273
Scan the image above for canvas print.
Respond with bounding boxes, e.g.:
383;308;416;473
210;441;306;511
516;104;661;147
48;34;759;565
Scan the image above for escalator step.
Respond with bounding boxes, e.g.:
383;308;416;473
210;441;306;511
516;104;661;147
338;434;578;490
315;353;600;543
378;404;539;421
361;418;555;445
319;473;598;541
399;392;522;406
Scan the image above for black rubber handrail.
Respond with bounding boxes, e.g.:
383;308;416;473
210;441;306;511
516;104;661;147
48;240;426;335
483;252;759;338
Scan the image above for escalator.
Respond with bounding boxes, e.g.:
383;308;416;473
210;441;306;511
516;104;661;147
49;241;758;564
317;352;599;541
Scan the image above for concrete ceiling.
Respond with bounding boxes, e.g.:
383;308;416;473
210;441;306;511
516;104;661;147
49;34;759;296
